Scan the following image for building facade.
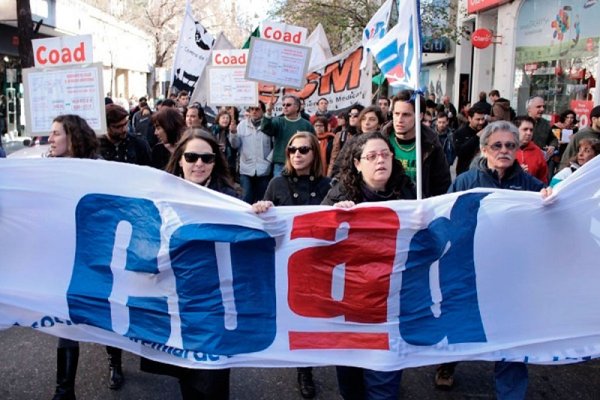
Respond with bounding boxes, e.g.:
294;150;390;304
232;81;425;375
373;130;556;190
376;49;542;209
0;0;154;134
455;0;599;125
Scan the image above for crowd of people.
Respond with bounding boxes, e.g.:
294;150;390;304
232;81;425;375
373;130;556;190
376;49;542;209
40;87;598;400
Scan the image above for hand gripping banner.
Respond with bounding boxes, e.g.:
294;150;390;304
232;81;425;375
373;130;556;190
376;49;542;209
1;157;600;370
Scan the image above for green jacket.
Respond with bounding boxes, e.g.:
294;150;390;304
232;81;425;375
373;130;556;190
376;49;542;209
261;115;315;164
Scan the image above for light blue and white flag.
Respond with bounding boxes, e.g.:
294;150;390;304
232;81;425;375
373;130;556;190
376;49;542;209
360;0;394;69
371;0;422;88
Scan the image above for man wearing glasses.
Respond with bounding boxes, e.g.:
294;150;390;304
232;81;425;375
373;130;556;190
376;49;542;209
437;120;545;398
262;94;315;176
100;104;152;166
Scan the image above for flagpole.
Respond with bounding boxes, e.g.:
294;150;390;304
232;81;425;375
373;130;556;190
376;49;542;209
413;0;423;200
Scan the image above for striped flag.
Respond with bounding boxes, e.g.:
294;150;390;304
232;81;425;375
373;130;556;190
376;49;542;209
371;0;422;89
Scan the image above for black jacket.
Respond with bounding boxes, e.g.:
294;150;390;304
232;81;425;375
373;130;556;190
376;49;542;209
264;173;331;206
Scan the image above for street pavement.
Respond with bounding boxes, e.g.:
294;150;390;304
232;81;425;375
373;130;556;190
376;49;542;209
2;327;600;399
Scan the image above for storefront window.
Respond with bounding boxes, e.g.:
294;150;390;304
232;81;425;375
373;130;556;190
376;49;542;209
514;0;598;123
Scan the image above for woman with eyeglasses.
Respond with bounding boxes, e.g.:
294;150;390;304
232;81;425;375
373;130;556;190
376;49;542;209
321;132;415;400
151;107;186;170
141;129;237;399
48;114;127;399
252;131;331;399
328;103;364;177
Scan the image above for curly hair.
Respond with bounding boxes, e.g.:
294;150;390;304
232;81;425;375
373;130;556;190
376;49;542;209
52;114;98;159
336;132;412;203
165;128;234;188
151;107;186;145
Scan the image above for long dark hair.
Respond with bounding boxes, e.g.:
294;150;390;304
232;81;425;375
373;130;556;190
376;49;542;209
165;128;234;188
52;114;98;159
151;107;186;145
336;132;413;202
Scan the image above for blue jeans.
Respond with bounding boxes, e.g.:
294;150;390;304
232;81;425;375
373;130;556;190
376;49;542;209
495;361;528;400
240;174;271;204
336;366;402;400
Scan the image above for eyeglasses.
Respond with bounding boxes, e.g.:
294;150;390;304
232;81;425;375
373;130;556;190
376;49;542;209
287;146;312;155
183;152;216;163
360;151;392;162
282;103;294;107
349;113;359;118
313;124;325;128
487;142;518;151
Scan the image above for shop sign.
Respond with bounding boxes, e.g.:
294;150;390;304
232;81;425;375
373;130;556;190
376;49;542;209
524;63;538;73
471;29;493;49
422;37;449;53
32;35;93;68
467;0;511;14
571;100;594;128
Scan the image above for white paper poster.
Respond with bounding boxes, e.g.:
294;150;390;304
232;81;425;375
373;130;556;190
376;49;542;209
208;67;258;106
245;37;311;90
22;63;106;135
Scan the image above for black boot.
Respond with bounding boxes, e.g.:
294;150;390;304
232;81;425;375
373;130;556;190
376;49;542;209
106;346;124;390
297;367;316;399
52;347;79;400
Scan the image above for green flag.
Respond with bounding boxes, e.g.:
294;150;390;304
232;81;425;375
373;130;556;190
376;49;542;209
242;26;260;49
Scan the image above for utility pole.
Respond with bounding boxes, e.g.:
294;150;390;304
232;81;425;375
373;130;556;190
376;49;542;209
16;0;35;68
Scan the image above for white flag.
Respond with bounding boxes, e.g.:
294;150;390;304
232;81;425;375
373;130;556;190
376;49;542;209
170;0;215;94
371;0;421;89
360;0;393;69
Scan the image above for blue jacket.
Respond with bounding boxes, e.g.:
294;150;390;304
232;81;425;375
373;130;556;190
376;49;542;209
449;158;545;193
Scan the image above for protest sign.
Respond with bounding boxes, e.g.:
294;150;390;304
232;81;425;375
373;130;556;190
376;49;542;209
259;45;371;115
245;37;311;90
208;67;258;107
32;35;93;67
260;21;308;45
1;157;600;370
22;63;106;135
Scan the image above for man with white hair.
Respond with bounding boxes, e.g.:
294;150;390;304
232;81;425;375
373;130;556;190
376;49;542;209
526;96;557;160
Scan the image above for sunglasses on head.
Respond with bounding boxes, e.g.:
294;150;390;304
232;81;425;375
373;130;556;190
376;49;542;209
287;146;312;155
487;141;517;151
183;152;216;163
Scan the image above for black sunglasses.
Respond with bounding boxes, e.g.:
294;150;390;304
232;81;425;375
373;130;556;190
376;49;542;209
183;152;216;163
287;146;312;155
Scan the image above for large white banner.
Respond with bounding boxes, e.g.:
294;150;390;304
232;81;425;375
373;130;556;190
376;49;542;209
1;157;600;370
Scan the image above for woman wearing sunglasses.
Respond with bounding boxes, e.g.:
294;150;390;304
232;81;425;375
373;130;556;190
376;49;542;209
165;129;238;197
252;131;331;399
321;132;415;400
141;129;237;399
